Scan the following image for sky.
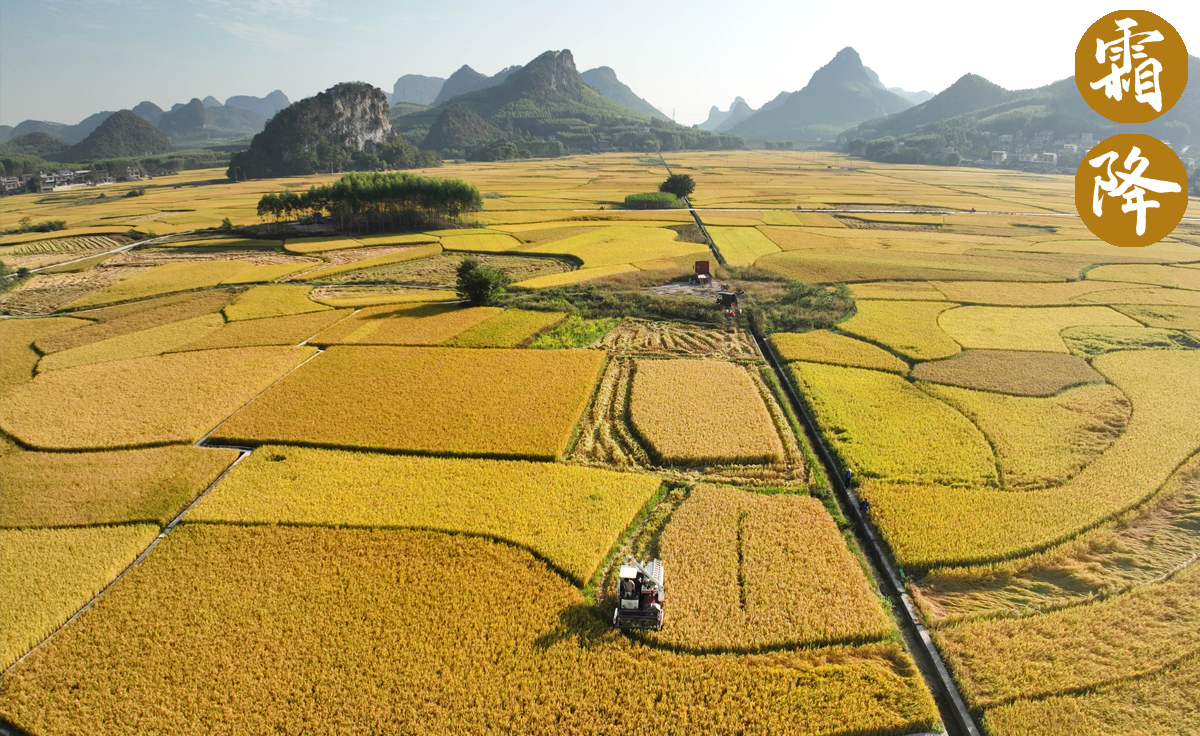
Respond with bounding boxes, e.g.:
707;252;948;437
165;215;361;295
1;0;1197;127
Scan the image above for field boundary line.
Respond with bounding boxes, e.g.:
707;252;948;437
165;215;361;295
658;154;726;266
0;447;250;680
297;307;360;347
754;332;980;736
195;347;325;446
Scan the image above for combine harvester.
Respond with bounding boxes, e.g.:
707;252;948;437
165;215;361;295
613;555;665;631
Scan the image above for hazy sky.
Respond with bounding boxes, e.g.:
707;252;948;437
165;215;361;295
2;0;1197;127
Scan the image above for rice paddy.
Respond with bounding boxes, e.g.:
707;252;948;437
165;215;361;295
211;346;605;460
839;300;961;361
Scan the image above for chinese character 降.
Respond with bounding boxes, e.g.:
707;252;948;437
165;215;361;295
1089;146;1182;235
1090;18;1166;111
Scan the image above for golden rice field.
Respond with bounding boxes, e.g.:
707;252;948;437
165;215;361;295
514;262;637;288
311;302;501;346
1087;263;1200;291
1;524;158;669
913;455;1200;624
283;233;438;254
1;445;238;528
445;309;566;348
222;284;330;320
920;383;1130;490
864;350;1200;569
629;359;786;466
190;445;660;584
771;330;908;374
36;313;225;372
839;300;961;361
651;485;892;651
0;317;90;392
930;280;1130;306
938;305;1142;353
520;225;708;269
293;242;443;281
310;285;458;307
936;563;1200;709
211;347;604;460
848;282;947;301
788;361;997;487
981;652;1200;736
707;226;781;267
910;349;1104;396
66;261;317;308
1115;303;1200;331
175;308;350;351
32;289;233;353
1;346;316;450
0;525;940;735
1060;325;1200;357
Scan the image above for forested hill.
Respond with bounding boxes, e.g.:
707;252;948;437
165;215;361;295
392;49;742;157
842;54;1200;166
67;110;175;160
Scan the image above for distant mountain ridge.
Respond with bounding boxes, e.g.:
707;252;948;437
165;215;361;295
391;75;445;106
842;55;1200;164
392;49;741;157
728;47;913;141
580;67;668;121
433;65;522;106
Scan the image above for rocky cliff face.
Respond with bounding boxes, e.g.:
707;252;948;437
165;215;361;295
314;83;393;152
228;82;396;178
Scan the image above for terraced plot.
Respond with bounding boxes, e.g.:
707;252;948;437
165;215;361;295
0;525;939;735
67;261;315;308
865;350;1200;569
191;446;659;584
839;300;960;361
630;359;785;466
1;445;238;528
650;485;892;651
708;226;781;267
212;346;604;460
0;317;90;392
222;284;330;320
789;361;996;487
1;346;316;450
445;309;566;348
772;330;908;373
910;350;1105;396
311;303;500;346
921;383;1130;490
36;313;226;372
938;306;1140;353
33;290;234;354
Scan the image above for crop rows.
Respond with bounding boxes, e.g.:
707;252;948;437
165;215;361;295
910;349;1103;396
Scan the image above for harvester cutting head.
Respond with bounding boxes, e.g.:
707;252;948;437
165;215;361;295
613;555;665;631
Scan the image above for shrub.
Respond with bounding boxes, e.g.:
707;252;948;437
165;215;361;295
456;257;512;306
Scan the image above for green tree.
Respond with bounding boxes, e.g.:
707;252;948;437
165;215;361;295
456;258;512;306
659;173;695;199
